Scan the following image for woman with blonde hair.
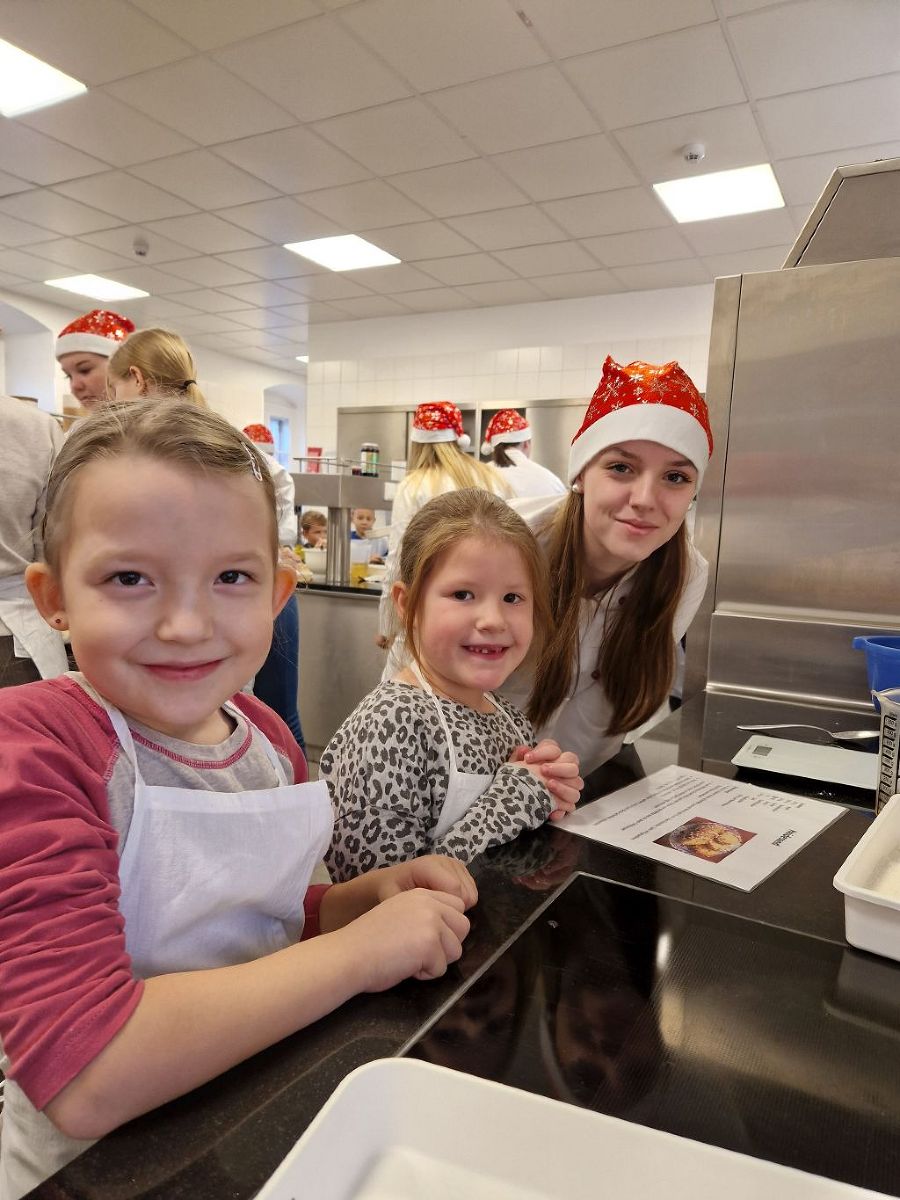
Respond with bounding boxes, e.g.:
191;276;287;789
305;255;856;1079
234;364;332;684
377;402;508;669
107;328;206;407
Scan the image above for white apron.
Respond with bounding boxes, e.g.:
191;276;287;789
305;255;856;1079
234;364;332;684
0;700;333;1200
410;665;521;841
0;575;67;680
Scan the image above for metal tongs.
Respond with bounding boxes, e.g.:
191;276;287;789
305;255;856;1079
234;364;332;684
737;723;879;748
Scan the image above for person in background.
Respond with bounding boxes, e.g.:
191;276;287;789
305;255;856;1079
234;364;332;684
503;357;713;790
481;409;567;499
107;328;206;407
55;310;134;412
0;401;475;1198
323;489;582;882
350;508;388;563
300;510;327;549
243;423;307;752
0;396;68;687
377;401;508;671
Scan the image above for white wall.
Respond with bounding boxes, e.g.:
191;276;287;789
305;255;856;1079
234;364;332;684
307;283;716;451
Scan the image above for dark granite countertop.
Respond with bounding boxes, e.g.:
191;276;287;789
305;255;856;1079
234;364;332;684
297;581;382;597
28;716;884;1199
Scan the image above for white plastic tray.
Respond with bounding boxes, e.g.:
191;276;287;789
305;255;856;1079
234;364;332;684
254;1059;889;1200
834;792;900;961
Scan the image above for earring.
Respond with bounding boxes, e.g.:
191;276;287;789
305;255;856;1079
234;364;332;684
572;481;583;494
53;616;63;626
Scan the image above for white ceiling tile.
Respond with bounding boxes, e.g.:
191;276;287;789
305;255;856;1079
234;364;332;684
445;206;568;252
490;134;639;202
164;288;250;312
774;142;900;207
130;151;279;208
219;281;314;308
214;128;371;194
118;295;205;321
106;58;295;145
53;172;196;222
341;263;440;293
614;104;768;184
342;0;547;90
535;269;623;299
757;76;900;159
390;287;472;312
611;259;711;289
520;0;715;59
1;0;192;85
227;308;297;329
215;328;283;347
331;295;410;318
161;258;260;288
142;213;267;254
102;264;198;293
0;171;31;198
0;247;97;281
0;191;122;236
677;208;797;256
0;210;57;247
0;122;106;186
19;92;195;167
169;313;250;334
213;14;410;121
415;253;517;285
216;198;342;242
364;220;477;261
564;25;746;129
541;188;670;237
23;238;133;273
0;269;28;286
300;180;429;230
718;0;777;12
271;304;316;323
494;241;599;276
217;247;325;279
79;225;199;263
389;160;527;217
702;246;789;277
313;99;471;175
455;279;546;305
429;66;598;155
729;0;900;100
581;227;694;267
130;0;317;50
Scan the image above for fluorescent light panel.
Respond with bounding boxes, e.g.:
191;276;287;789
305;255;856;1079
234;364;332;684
295;355;309;363
45;275;149;302
283;235;400;271
0;38;86;117
653;163;784;223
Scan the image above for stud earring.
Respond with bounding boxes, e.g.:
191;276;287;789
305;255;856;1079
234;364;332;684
572;481;583;494
53;616;63;626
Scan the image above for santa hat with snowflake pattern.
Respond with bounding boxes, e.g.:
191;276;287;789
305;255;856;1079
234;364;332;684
242;423;274;449
481;408;531;456
56;309;135;360
410;401;471;449
568;356;713;486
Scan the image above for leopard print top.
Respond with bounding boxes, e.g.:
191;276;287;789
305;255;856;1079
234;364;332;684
321;681;553;881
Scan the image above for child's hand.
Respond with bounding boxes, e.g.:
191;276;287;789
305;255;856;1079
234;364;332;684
508;740;584;819
374;855;478;910
344;889;470;990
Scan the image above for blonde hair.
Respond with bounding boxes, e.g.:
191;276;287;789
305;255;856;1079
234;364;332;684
42;401;277;571
396;488;550;693
528;492;690;736
108;328;206;407
405;440;510;498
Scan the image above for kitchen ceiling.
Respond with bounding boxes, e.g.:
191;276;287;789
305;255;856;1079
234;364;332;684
0;0;898;374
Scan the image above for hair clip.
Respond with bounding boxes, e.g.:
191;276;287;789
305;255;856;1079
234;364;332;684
246;449;264;482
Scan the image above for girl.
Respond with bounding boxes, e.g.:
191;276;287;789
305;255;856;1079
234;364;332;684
322;488;583;883
504;356;714;785
107;327;207;407
56;309;135;412
0;402;475;1200
480;408;567;498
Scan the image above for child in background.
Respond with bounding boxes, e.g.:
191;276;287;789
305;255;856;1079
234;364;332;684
300;509;327;549
350;507;388;563
0;402;475;1199
322;489;583;883
107;327;206;407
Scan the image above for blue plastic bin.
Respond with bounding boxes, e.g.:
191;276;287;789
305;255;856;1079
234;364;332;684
853;635;900;711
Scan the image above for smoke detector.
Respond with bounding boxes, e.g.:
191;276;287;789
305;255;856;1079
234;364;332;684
682;142;706;163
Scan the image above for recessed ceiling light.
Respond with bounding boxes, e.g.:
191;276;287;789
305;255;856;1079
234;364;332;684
283;235;400;271
653;163;784;223
0;38;86;117
45;275;149;302
295;355;309;363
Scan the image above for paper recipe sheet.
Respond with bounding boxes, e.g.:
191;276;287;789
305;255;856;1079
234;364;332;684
559;765;846;891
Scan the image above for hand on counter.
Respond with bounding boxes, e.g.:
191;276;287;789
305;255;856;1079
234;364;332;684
373;854;479;910
509;739;584;820
339;889;471;989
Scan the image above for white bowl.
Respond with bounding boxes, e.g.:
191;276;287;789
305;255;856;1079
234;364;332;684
303;547;327;579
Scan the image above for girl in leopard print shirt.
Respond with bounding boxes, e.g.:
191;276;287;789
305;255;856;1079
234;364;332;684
322;489;583;881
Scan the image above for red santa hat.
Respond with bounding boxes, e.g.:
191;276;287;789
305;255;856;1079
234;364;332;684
55;309;135;360
569;356;713;486
481;408;531;456
411;401;470;449
242;423;274;449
